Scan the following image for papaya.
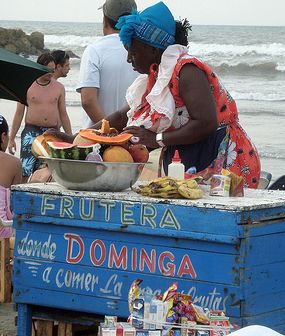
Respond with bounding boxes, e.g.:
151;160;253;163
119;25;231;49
79;129;133;145
31;134;50;158
103;146;134;163
73;133;97;146
100;119;110;133
32;133;73;158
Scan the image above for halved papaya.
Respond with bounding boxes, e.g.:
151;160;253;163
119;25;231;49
100;119;110;133
79;129;133;145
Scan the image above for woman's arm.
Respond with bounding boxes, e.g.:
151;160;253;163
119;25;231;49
90;106;130;132
123;64;218;149
163;63;218;146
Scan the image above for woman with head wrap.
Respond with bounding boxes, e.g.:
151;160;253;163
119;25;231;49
47;2;260;187
115;1;260;187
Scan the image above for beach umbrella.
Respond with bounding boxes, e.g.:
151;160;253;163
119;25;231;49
0;48;53;106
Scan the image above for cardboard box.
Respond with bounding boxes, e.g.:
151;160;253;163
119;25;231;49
101;327;116;336
132;298;144;329
149;302;157;330
144;302;150;330
120;322;136;336
149;331;161;336
136;330;149;336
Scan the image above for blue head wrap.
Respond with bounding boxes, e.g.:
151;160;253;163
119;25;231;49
116;1;176;50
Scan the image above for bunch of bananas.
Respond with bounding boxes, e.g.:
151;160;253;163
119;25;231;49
133;177;203;200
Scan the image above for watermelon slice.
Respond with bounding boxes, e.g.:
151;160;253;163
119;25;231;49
47;142;94;160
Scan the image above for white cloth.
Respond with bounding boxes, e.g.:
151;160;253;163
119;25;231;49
229;325;284;336
76;34;137;128
126;44;189;132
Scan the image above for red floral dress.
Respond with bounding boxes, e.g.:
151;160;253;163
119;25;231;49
129;55;261;188
169;56;260;188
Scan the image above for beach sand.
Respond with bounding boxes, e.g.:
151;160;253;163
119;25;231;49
0;99;283;183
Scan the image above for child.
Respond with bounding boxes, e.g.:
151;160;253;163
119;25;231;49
0;115;22;237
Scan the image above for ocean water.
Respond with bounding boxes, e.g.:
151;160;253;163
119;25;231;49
0;20;284;180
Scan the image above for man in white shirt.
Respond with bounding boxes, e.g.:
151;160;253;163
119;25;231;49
76;0;137;128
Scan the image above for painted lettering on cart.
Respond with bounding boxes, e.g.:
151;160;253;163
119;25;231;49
64;233;197;279
42;267;99;292
41;266;122;298
17;232;56;260
140;286;228;311
100;274;123;298
188;287;228;311
41;196;181;230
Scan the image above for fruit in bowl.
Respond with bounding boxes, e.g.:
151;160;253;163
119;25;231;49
32;119;150;164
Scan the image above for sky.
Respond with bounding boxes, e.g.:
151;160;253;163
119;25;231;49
0;0;285;26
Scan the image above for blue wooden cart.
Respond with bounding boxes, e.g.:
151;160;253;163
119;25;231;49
11;183;285;335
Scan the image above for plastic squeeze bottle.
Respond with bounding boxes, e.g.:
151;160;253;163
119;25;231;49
168;150;185;179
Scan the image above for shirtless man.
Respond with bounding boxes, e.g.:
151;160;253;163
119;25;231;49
51;50;70;80
51;50;71;128
8;52;72;182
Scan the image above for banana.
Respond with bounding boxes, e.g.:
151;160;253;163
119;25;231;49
133;177;203;200
151;177;177;184
148;192;182;199
149;178;177;189
175;179;198;189
152;184;178;193
178;185;203;199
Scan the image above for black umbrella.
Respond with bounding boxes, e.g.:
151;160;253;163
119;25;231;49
0;48;53;105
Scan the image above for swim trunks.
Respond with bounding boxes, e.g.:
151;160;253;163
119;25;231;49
20;124;53;177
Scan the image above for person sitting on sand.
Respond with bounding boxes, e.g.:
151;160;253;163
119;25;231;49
8;52;72;182
0;115;22;237
45;2;261;188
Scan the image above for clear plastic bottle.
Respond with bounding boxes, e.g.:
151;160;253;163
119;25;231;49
85;144;103;162
168;150;185;179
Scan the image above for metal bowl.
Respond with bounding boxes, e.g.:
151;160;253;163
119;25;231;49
43;157;146;191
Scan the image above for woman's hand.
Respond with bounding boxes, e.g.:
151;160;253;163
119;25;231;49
123;126;158;149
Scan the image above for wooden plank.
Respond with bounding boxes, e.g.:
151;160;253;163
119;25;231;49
241;290;285;316
13;266;241;317
240;232;285;267
242;261;285;297
11;184;285;211
240;206;285;225
14;219;239;252
12;191;241;238
13;228;239;285
239;307;285;330
13;256;240;302
14;219;238;257
58;322;73;336
0;238;12;303
36;319;53;336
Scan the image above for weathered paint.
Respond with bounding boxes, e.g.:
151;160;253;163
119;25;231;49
11;183;285;334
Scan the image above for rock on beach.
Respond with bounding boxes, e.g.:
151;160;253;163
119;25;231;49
0;27;79;58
